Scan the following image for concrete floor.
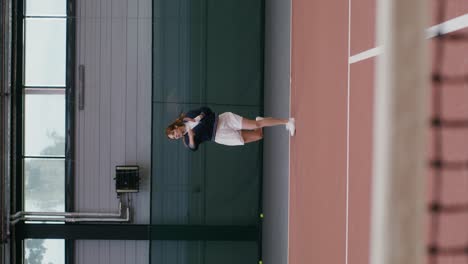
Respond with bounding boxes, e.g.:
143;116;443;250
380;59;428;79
262;1;291;264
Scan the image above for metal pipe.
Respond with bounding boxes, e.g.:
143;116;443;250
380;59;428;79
10;207;130;225
10;203;122;220
10;211;121;219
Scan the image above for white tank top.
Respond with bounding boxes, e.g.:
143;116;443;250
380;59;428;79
185;120;199;130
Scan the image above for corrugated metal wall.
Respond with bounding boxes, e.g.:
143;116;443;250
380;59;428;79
75;0;151;262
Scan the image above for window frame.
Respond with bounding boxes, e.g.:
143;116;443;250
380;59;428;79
12;0;76;263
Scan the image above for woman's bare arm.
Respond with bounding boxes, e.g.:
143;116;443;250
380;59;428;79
186;127;196;149
184;114;204;123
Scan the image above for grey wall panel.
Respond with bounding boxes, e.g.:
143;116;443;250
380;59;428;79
76;0;151;222
262;0;291;264
75;0;151;261
76;240;149;264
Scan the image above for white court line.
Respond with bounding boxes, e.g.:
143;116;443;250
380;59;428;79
345;0;351;264
287;1;292;264
349;13;468;64
349;46;382;64
426;13;468;38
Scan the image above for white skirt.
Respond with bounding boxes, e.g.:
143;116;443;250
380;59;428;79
214;112;245;146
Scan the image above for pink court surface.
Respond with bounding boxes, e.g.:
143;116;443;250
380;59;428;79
288;1;468;264
289;1;375;263
289;1;374;263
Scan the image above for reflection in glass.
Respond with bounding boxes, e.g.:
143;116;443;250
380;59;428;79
24;91;65;156
24;159;64;212
24;239;65;264
24;18;66;86
25;0;66;16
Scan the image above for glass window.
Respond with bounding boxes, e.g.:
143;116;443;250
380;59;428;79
24;239;65;264
19;0;69;261
24;18;66;86
25;0;66;17
24;91;65;156
24;159;65;212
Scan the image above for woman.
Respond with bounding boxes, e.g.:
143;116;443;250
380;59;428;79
166;106;295;151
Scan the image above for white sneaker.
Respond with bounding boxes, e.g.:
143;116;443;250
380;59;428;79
285;118;295;136
256;117;264;121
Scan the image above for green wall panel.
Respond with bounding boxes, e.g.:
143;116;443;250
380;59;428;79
153;0;202;103
153;0;263;105
152;103;205;225
206;0;263;106
152;104;261;225
203;106;261;225
151;241;258;264
151;0;264;252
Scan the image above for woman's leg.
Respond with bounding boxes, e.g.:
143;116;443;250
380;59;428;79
241;129;263;143
241;117;289;130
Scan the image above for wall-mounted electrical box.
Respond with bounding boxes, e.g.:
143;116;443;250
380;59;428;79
115;165;140;193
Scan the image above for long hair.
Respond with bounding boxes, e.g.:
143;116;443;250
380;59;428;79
165;113;186;139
